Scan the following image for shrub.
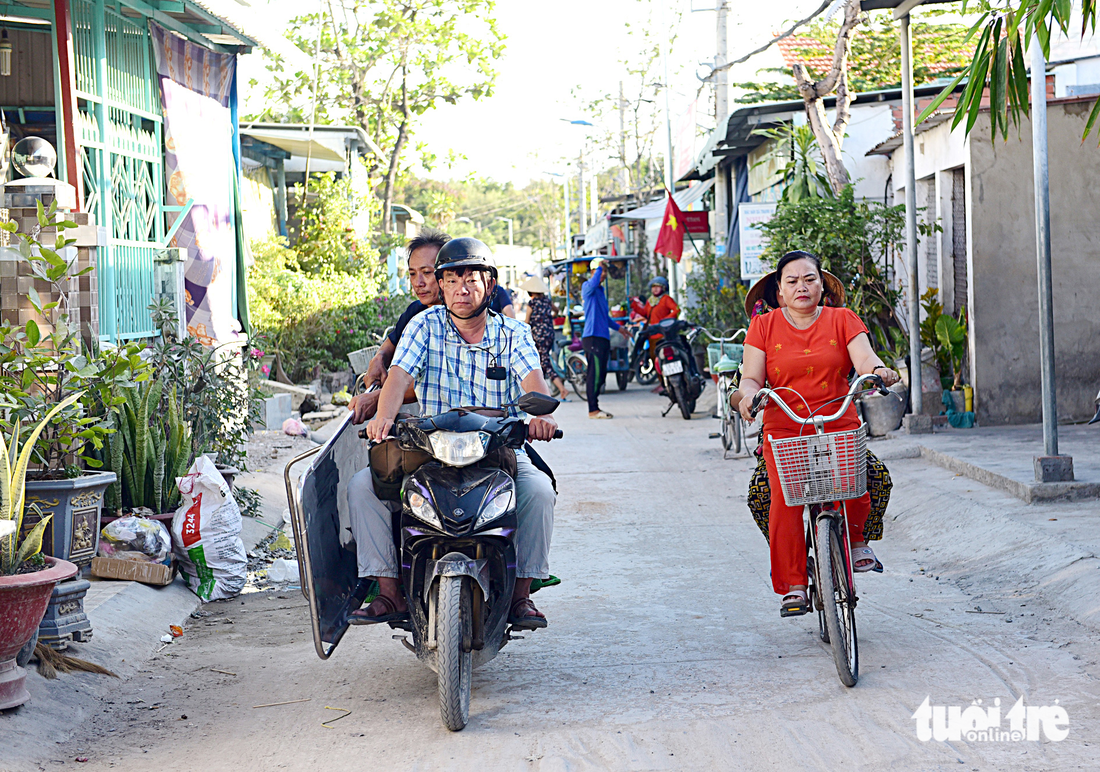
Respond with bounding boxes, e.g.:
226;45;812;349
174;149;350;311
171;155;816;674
684;244;749;334
248;239;403;381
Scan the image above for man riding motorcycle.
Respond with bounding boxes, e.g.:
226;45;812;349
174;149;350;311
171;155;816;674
351;231;515;422
352;238;559;628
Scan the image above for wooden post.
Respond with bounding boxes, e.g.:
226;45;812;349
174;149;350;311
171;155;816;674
52;0;84;210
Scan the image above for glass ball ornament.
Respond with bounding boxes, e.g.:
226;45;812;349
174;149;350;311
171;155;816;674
12;137;57;178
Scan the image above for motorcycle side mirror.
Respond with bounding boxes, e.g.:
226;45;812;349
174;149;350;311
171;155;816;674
516;392;560;416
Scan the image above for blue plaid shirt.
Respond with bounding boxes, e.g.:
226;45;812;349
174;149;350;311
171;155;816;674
391;306;542;418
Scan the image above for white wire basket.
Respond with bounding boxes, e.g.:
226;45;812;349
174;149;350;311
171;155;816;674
769;425;868;506
347;346;380;375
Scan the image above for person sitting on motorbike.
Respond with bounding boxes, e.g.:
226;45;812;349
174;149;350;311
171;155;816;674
736;250;901;617
351;231;516;422
629;275;679;326
351;237;559;628
629;275;680;387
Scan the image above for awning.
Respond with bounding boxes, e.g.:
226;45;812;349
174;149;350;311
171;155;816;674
582;219;611;254
240;131;346;164
613;179;714;221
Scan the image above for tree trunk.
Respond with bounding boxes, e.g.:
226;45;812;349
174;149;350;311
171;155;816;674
790;0;862;194
380;70;410;235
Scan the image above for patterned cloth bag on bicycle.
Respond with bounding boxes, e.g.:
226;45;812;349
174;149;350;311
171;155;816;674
747;439;892;543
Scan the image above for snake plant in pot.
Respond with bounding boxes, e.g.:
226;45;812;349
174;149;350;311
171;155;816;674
100;378;194;522
0;394;81;709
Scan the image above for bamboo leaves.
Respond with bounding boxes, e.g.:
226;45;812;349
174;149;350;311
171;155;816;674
925;1;1099;143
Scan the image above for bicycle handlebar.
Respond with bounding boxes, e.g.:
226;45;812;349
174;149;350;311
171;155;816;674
749;374;890;427
698;327;747;344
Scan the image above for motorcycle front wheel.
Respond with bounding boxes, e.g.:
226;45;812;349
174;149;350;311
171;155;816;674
436;575;473;730
636;357;657;386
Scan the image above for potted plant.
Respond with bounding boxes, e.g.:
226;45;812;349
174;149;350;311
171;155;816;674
935;308;968;413
0;394;81;709
99;378;193;525
0;203;145;570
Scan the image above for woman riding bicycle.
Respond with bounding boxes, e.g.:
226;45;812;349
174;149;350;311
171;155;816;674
737;251;901;617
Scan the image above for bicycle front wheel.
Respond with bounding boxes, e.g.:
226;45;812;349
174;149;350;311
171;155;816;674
815;516;858;687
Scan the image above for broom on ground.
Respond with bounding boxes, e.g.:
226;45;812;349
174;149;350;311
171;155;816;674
34;644;118;680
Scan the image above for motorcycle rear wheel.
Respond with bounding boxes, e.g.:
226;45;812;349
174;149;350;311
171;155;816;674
436;575;473;730
672;374;693;420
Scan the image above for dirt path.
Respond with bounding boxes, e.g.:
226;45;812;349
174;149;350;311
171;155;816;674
42;387;1100;771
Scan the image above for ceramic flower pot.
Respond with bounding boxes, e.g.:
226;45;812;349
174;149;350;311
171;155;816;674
0;557;78;709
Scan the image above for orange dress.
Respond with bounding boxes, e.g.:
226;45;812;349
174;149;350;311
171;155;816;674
744;306;872;595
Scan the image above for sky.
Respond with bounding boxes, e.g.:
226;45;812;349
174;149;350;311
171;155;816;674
238;0;847;186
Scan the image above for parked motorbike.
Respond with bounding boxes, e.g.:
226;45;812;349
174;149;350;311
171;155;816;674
630;318;706;419
285;392;562;733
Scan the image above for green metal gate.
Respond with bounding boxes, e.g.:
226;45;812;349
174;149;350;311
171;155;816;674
72;0;163;341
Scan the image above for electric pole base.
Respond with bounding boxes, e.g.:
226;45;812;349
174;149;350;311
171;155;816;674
1035;455;1074;483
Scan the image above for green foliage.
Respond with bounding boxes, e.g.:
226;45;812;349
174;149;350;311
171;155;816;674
0;392;82;574
395;176;566;254
101;379;193;515
919;1;1100;143
751;124;834;203
684;244;749;334
291;174;379;274
254;0;505;223
735;12;973;106
248;238;403;381
145;300;263;473
920;289;968;389
758;186;911;353
0;202;148;475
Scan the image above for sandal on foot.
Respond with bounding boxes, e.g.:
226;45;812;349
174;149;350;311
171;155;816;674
349;594;409;625
780;589;810;617
588;411;613;419
508;597;548;630
852;546;883;573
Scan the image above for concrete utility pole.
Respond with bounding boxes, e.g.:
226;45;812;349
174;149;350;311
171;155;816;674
618;81;629;190
1030;36;1073;482
713;0;730;255
663;40;679;299
590;175;598;228
578;150;587;243
899;11;924;420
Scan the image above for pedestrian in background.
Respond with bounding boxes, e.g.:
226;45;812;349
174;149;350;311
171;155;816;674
521;275;569;401
581;257;620;419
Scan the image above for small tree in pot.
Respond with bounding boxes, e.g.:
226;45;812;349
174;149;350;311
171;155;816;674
0;203;147;567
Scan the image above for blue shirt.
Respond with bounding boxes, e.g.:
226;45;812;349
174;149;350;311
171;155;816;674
391;306;542;418
581;266;620;339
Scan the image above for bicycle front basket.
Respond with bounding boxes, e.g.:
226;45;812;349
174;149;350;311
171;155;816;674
769;426;867;506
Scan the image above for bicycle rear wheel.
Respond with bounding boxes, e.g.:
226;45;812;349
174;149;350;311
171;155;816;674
815;515;858;686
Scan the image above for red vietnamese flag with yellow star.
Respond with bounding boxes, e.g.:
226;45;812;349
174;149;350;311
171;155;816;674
653;192;685;262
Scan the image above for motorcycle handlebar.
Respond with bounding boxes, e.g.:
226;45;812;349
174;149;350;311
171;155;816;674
358;423;564;441
749;374;889;424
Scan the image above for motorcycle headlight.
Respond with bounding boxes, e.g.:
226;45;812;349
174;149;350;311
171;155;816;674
428;431;490;467
475;488;514;529
407;491;441;529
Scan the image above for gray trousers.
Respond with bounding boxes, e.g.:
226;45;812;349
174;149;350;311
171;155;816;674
348;452;555;580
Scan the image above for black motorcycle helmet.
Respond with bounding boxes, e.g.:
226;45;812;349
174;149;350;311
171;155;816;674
434;237;498;280
434;237;498;320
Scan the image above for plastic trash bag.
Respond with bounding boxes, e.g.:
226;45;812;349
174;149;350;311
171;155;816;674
171;456;247;601
99;516;172;563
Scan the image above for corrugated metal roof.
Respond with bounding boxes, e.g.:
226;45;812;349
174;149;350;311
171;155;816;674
614;179;714;221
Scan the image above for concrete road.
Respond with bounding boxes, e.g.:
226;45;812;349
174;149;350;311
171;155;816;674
51;386;1100;771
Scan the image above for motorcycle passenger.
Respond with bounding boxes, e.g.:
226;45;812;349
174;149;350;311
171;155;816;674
629;275;679;326
736;250;901;617
353;238;558;628
352;231;516;422
630;275;680;386
581;257;621;419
